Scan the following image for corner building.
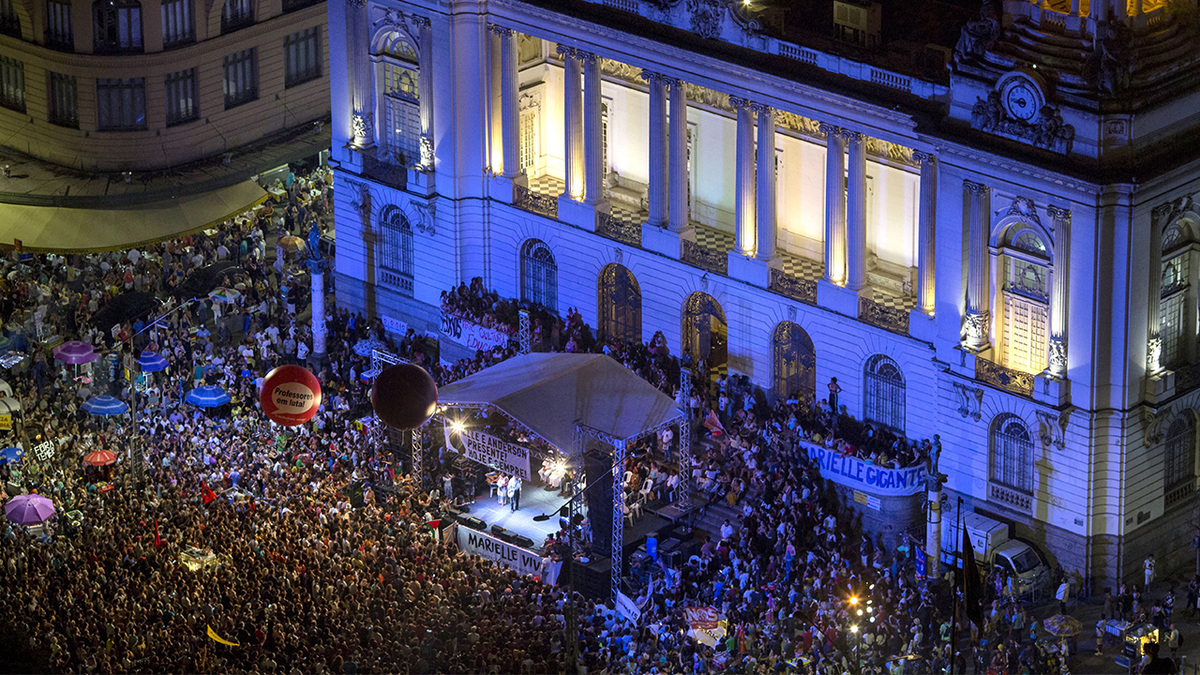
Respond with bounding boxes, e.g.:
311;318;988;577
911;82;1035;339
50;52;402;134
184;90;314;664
330;0;1200;590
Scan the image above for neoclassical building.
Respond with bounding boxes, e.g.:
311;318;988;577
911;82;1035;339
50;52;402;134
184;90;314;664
330;0;1200;589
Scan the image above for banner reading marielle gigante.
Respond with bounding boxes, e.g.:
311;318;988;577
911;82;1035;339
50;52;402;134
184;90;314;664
803;442;927;496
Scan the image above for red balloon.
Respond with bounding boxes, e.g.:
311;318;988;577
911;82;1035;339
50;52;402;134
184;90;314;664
371;363;438;430
259;365;322;426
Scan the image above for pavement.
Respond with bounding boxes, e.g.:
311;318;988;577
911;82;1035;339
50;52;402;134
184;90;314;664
1035;575;1197;674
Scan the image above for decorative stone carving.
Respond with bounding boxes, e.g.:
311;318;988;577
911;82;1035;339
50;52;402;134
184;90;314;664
1147;336;1163;375
1046;204;1070;234
1159;194;1197;231
953;382;984;421
1142;407;1167;445
684;83;734;112
600;59;644;85
410;197;437;236
727;95;750;109
1082;18;1134;96
489;24;513;37
817;122;839;138
1047;336;1067;376
1036;409;1069;452
964;311;989;346
346;0;365;7
419;136;434;168
351;113;373;147
971;94;1074;154
1007;196;1041;226
866;138;919;168
953;1;999;63
687;0;725;39
776;111;821;138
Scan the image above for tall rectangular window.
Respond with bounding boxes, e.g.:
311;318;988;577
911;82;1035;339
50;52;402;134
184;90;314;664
220;0;253;34
222;48;257;109
48;72;77;128
45;0;73;50
94;0;142;53
160;0;193;47
164;68;197;126
283;27;320;87
0;0;19;38
96;77;146;131
0;56;24;112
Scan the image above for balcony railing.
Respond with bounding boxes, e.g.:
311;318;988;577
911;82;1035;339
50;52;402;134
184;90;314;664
989;481;1032;513
596;212;641;247
976;357;1035;396
1165;479;1196;511
768;268;816;304
858;296;909;335
681;240;727;275
380;270;414;297
514;184;558;219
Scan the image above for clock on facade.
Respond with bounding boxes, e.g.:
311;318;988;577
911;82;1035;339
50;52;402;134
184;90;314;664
1000;75;1044;122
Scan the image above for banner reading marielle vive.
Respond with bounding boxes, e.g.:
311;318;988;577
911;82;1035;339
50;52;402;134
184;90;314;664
805;443;926;496
440;314;510;351
456;526;543;577
445;427;532;481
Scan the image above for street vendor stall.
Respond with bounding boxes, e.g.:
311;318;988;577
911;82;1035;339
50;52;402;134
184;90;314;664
1117;622;1158;669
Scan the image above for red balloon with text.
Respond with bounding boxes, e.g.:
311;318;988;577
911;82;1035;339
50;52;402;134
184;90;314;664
371;363;438;430
260;365;323;426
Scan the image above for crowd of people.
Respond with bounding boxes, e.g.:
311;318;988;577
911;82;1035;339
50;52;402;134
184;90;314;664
0;161;1187;675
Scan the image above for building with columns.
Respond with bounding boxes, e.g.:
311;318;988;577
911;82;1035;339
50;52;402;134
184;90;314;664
330;0;1200;589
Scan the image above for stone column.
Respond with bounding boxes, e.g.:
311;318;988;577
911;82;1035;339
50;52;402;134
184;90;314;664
668;78;689;233
308;259;326;358
753;103;777;262
1069;0;1080;15
494;26;521;178
582;52;605;206
559;46;584;200
1046;205;1071;377
731;96;756;255
414;15;434;167
642;71;669;227
964;181;991;350
844;130;868;291
913;151;938;314
347;0;373;147
820;123;846;284
1146;205;1168;373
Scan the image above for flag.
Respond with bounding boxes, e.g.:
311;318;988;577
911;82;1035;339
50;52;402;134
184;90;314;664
206;625;239;647
424;519;441;531
201;480;217;505
703;410;725;437
961;528;984;628
914;545;928;575
153;520;164;549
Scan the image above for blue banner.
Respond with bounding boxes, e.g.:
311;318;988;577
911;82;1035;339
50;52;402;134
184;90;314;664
804;443;927;496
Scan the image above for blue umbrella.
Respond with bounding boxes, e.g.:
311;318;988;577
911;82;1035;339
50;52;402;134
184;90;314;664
81;395;129;416
186;385;231;408
0;447;23;464
138;351;170;373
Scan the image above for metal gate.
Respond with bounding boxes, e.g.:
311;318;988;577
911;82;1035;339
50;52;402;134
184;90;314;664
597;263;641;344
683;292;726;368
772;321;815;403
863;354;905;433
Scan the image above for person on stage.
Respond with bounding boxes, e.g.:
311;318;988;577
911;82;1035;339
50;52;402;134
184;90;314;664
509;474;521;512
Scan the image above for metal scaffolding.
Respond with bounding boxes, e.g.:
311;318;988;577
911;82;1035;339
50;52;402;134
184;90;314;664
678;368;694;511
366;349;429;489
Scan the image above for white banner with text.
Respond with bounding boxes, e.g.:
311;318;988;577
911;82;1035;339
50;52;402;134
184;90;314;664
804;442;927;497
456;527;544;578
445;427;532;481
440;314;511;351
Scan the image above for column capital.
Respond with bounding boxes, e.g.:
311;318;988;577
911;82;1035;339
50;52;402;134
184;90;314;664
728;95;751;109
577;49;599;63
912;150;937;166
346;0;365;7
556;43;577;58
817;122;840;138
749;102;772;114
665;76;684;90
839;129;864;144
1046;204;1071;223
963;180;989;194
639;69;666;84
489;24;513;37
410;14;431;29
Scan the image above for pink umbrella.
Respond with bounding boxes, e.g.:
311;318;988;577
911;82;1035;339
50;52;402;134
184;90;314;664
4;493;55;525
53;341;99;365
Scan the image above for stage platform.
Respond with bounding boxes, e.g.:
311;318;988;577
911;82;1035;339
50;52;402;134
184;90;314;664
463;483;672;556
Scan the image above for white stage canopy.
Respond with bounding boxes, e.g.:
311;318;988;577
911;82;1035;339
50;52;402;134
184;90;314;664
436;353;682;452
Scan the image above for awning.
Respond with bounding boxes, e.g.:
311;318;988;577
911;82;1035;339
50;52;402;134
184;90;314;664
0;179;267;253
436;353;683;452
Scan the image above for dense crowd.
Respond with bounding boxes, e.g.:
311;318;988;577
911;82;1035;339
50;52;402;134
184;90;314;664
0;162;1187;675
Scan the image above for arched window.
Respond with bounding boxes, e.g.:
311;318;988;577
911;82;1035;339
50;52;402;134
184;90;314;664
521;240;557;311
1159;223;1193;370
1001;226;1050;375
93;0;142;53
598;264;641;345
771;321;815;403
683;292;727;371
378;205;414;296
1164;413;1197;504
376;34;421;166
220;0;253;34
863;354;905;433
990;413;1033;494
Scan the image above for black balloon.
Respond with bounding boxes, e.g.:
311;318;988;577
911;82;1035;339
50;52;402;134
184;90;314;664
371;363;439;430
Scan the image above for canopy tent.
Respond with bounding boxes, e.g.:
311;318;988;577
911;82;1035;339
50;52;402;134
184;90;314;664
436;353;682;453
0;179;267;254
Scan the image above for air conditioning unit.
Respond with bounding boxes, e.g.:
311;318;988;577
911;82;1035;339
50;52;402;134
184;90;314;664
833;0;882;48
